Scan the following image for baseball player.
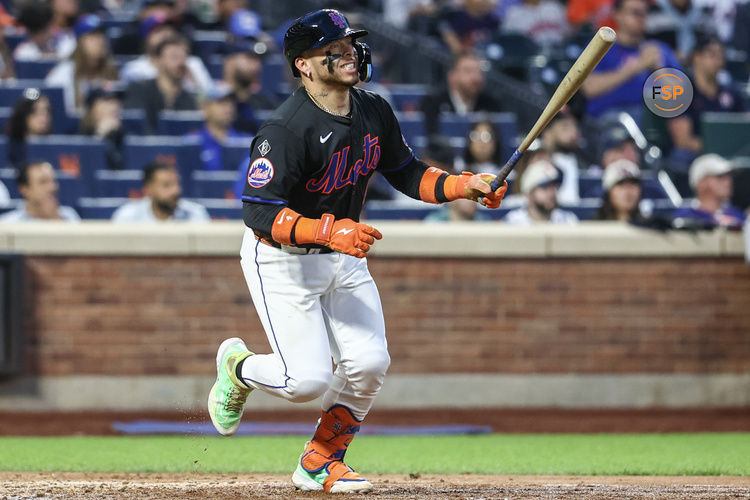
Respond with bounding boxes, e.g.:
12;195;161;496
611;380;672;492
208;8;508;493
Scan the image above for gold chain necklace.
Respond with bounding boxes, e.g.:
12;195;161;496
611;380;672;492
306;89;351;117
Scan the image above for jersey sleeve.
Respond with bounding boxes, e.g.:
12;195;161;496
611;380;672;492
241;124;305;233
241;124;305;205
375;97;415;174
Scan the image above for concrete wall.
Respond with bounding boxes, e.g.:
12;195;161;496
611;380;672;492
0;222;748;410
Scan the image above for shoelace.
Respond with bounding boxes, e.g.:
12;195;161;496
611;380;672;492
224;386;249;413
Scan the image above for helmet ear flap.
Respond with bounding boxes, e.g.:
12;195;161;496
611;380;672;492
354;41;372;83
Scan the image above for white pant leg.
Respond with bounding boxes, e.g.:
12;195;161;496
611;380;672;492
238;229;336;403
320;255;390;421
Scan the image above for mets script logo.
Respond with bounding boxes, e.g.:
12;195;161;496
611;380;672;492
247;158;274;188
306;134;380;194
329;11;347;29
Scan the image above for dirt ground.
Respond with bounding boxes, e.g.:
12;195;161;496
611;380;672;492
0;472;748;500
1;407;749;435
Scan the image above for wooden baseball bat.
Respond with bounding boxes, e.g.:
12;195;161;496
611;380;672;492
488;26;617;191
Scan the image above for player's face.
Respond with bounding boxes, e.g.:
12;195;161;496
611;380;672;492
305;37;359;87
146;168;182;213
609;180;641;214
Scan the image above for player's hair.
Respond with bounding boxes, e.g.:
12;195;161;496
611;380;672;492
143;161;175;186
154;34;189;58
17;160;50;187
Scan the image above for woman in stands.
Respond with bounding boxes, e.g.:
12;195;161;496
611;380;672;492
6;89;52;168
80;89;125;170
594;158;646;223
45;14;119;112
459;119;503;176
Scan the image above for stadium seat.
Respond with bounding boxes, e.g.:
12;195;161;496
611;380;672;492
121;109;147;135
222;137;253;170
395;112;424;146
206;55;223;80
260;55;287;98
123;136;202;190
0;84;70;133
76;197;128;219
0;136;7;167
193;30;228;62
578;175;603;199
389;84;427;112
0;107;11;131
193;198;242;219
14;60;57;80
157;110;205;136
701;112;750;157
0;167;19;199
93;169;143;198
191;170;237;199
4;33;24;52
26;135;108;196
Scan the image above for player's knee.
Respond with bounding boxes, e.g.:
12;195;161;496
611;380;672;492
288;374;332;403
351;350;390;386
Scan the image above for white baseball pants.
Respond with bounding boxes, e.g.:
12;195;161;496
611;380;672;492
238;228;390;420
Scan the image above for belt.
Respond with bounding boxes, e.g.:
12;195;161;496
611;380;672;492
255;234;333;255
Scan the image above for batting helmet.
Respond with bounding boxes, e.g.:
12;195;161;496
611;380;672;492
283;9;372;82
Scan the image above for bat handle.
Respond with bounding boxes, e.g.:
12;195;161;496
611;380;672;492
489;149;523;191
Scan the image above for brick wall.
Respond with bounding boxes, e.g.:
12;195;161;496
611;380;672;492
21;256;750;376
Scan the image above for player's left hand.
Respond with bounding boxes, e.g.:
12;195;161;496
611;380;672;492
462;172;508;209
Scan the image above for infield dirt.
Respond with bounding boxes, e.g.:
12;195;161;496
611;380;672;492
1;472;748;499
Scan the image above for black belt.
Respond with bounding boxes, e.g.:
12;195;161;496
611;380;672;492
255;234;333;255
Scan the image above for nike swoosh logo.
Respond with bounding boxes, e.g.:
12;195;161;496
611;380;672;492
320;132;333;143
336;228;354;236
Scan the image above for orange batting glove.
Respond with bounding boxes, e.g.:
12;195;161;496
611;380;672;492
276;211;382;258
445;172;508;208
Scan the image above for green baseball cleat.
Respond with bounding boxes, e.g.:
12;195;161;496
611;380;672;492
208;337;254;436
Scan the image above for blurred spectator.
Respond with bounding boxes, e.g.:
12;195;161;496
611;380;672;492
0;7;15;78
672;154;745;229
731;1;750;55
744;216;750;264
120;15;212;93
0;180;9;207
420;51;502;137
504;160;579;224
594;158;646;222
502;0;570;47
188;85;249;171
123;35;198;133
599;126;640;167
222;40;278;134
541;110;590;204
567;0;616;29
45;14;119;112
0;161;80;222
667;35;745;163
14;1;76;61
646;0;713;60
457;119;503;176
383;0;438;30
440;0;499;54
582;0;681;125
80;89;125;170
111;161;210;222
6;89;53;168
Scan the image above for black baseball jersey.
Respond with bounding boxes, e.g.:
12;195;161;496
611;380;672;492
242;86;425;239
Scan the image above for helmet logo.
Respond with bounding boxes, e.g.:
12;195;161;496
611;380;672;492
328;11;347;29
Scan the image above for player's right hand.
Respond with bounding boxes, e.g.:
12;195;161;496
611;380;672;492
327;219;383;258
